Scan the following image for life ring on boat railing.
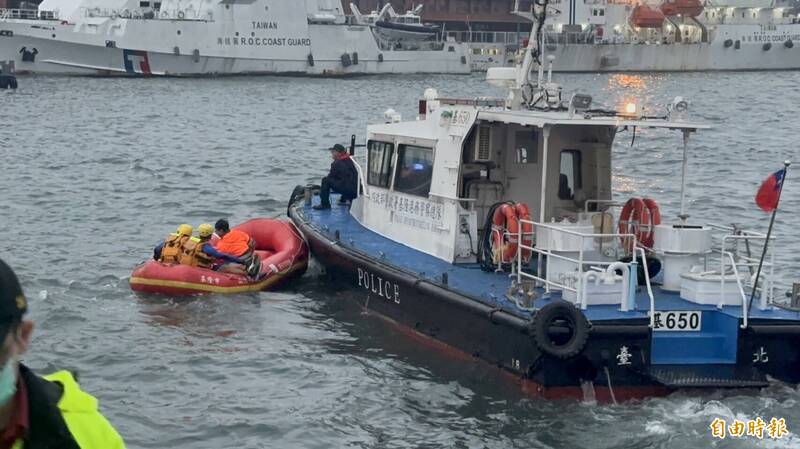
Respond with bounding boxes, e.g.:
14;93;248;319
121;9;130;18
491;203;519;264
514;202;533;262
618;197;660;251
530;300;590;359
110;10;118;20
177;10;185;20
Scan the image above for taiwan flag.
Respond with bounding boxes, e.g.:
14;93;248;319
755;168;786;212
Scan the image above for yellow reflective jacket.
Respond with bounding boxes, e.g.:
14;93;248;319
12;365;125;449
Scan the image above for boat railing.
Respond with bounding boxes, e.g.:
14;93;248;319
376;39;446;51
707;222;776;328
0;8;58;20
445;30;524;46
81;7;213;21
516;219;656;323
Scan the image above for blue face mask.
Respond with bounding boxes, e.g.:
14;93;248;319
0;357;17;405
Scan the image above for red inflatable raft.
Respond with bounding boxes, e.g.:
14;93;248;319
130;218;308;296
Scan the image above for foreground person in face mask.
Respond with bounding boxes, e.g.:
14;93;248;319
0;258;125;449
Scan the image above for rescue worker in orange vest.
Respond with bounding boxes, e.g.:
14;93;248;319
153;224;193;263
0;257;125;448
212;220;261;277
177;224;255;275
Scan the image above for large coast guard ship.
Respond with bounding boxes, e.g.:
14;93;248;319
0;0;470;75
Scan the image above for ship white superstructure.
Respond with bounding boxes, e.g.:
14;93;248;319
0;0;470;75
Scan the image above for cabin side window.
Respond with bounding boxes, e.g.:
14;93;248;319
514;130;538;164
367;140;395;188
558;150;582;200
394;144;434;197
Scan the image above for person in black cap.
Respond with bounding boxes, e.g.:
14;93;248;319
0;257;125;448
313;143;358;210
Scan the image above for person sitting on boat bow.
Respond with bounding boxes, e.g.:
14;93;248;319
153;224;193;263
313;143;358;210
213;219;261;277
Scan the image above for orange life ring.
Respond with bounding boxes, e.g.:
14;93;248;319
618;197;661;251
491;204;519;264
641;198;661;248
514;202;533;262
618;197;648;252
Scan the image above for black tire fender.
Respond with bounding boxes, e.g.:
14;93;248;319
530;300;590;359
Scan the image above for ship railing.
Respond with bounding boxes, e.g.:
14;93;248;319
0;9;58;20
376;39;445;51
707;222;776;329
82;7;213;21
445;30;524;47
516;219;657;326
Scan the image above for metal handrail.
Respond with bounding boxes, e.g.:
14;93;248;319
718;250;750;328
636;247;656;327
515;218;649;314
0;8;58;20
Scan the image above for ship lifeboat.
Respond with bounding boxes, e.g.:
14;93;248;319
631;5;665;28
659;0;703;17
130;218;308;296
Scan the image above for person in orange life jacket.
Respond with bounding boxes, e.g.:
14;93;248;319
153;224;193;262
213;219;261;277
177;224;246;270
313;144;358;210
0;257;125;449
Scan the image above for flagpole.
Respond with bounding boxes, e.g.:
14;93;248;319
748;161;791;312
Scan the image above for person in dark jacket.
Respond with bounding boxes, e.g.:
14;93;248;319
0;257;125;449
313;144;358;210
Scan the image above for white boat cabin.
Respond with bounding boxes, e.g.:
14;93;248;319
349;96;702;265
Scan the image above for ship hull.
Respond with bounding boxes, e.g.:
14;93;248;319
0;19;469;75
547;40;800;72
469;23;800;72
289;199;800;401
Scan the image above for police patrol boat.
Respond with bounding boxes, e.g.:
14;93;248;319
472;0;800;72
0;0;469;76
288;0;800;401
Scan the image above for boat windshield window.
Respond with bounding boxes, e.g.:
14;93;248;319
367;140;395;188
558;150;582;200
394;145;433;197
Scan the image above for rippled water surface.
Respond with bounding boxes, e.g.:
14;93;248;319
1;72;799;448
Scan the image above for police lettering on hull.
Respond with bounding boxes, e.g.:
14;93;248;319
357;267;400;303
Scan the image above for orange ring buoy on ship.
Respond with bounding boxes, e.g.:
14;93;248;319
514;202;533;262
618;197;661;251
491;203;519;264
641;198;661;248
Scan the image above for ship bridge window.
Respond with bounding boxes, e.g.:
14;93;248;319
558;150;582;200
367;140;395;188
139;1;149;7
394;144;434;197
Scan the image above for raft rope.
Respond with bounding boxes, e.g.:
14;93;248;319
604;366;618;405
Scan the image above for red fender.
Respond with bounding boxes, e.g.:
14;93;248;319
491;204;519;264
514;202;533;262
